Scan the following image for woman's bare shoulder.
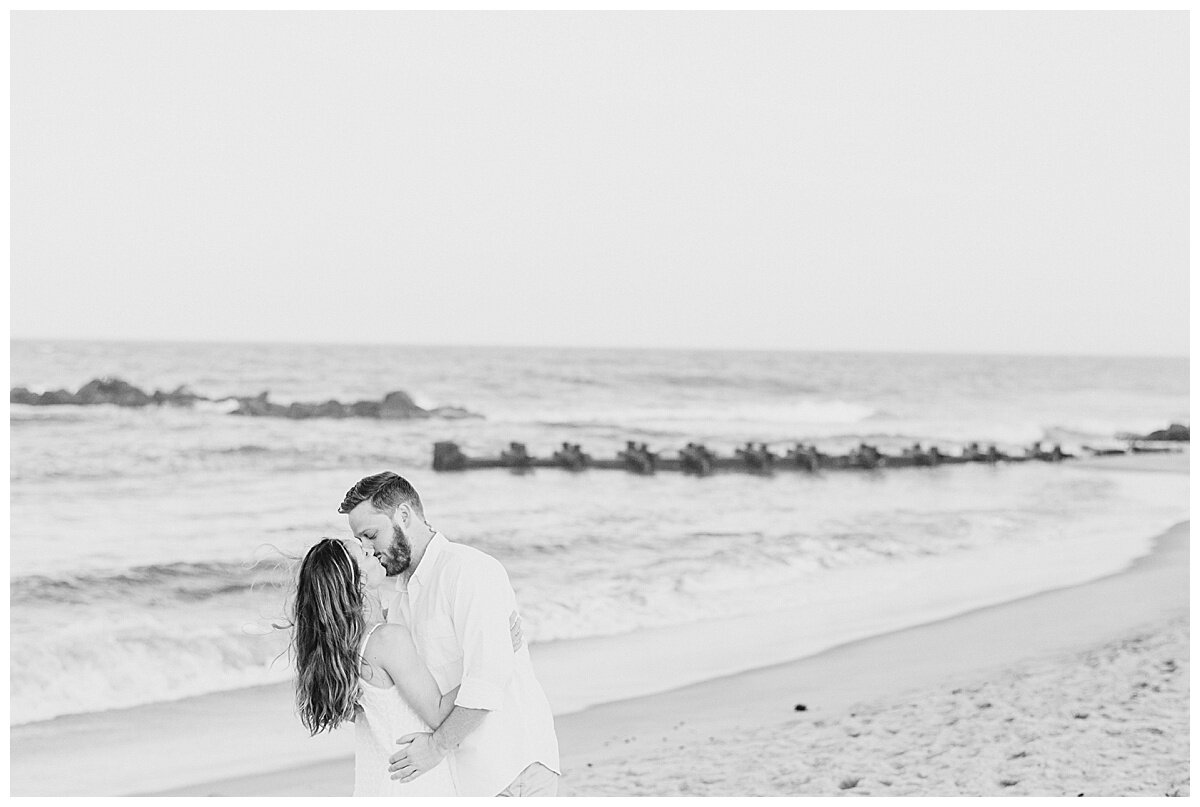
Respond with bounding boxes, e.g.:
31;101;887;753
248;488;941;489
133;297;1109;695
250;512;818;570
366;623;418;659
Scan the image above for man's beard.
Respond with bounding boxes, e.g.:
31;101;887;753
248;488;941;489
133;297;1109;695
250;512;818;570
380;522;412;576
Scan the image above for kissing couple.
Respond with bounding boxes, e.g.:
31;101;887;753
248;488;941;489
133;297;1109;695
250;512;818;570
291;471;560;796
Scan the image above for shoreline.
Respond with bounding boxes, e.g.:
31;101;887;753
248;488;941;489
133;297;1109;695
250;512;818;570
148;517;1189;796
9;450;1187;796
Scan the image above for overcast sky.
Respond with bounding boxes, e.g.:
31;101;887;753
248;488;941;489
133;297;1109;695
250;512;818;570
10;12;1188;356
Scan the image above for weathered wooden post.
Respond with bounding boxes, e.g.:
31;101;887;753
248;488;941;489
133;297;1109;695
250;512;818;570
433;441;468;471
500;442;533;469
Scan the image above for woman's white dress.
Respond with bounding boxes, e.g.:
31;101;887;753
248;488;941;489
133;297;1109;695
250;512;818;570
353;623;457;796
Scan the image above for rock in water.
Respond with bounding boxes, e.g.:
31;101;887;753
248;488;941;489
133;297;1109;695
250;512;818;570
10;378;482;421
349;400;382;417
12;378;157;407
10;387;40;405
380;390;430;419
75;377;154;407
40;389;77;405
313;400;349;418
153;385;207;406
1145;423;1190;441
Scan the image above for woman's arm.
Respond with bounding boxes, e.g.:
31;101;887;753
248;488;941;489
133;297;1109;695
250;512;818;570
437;686;461;721
367;625;453;729
366;610;521;730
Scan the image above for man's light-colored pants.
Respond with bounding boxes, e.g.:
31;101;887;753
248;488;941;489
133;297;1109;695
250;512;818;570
497;763;559;797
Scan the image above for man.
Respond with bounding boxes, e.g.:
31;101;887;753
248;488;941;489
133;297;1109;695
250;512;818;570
341;471;560;797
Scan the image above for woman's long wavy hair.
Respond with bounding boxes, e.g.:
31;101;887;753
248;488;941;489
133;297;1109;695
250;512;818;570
292;537;365;735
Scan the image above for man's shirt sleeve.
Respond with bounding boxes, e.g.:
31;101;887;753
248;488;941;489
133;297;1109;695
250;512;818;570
451;556;517;711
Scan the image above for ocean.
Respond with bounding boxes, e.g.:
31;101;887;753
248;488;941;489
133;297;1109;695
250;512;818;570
9;340;1190;727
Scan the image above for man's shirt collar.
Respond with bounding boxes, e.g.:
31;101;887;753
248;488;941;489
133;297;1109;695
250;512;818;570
411;531;446;587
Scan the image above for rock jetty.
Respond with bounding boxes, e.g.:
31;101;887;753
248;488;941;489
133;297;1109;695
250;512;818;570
11;377;480;421
1116;423;1190;442
227;389;479;420
11;377;167;407
1143;423;1190;441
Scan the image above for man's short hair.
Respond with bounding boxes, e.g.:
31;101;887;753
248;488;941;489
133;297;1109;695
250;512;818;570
338;471;424;516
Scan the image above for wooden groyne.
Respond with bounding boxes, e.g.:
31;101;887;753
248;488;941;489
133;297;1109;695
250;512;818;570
430;440;1132;475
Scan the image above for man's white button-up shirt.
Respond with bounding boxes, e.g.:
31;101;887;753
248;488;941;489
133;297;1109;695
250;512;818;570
388;533;560;796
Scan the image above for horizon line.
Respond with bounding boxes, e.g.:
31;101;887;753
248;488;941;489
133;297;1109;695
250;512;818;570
8;334;1189;362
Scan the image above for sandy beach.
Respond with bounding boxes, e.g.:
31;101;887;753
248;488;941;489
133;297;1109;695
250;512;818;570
143;516;1187;797
138;466;1188;800
10;452;1188;797
562;608;1189;796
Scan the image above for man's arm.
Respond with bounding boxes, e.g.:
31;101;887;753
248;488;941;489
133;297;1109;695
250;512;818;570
387;608;525;780
388;558;520;781
431;704;490;753
451;557;519;711
388;705;489;781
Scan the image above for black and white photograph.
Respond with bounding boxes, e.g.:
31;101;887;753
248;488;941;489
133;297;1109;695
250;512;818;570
9;9;1190;797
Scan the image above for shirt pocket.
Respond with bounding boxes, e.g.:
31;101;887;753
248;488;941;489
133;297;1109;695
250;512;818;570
414;626;464;692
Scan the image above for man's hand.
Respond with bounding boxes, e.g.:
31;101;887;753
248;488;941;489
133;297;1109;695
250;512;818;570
389;732;447;782
509;609;524;652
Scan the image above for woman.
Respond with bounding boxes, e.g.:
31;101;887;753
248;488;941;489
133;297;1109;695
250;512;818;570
292;537;457;796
